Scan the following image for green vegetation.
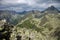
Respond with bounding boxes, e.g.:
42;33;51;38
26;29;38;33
39;16;49;26
17;20;43;32
44;23;53;31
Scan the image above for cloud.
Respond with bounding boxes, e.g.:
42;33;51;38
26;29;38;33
53;0;60;3
0;0;36;5
0;0;60;11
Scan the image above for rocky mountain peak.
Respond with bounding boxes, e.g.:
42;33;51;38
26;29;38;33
47;6;58;11
42;5;60;13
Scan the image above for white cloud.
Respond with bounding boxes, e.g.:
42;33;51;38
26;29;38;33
0;0;36;6
0;0;60;11
1;0;59;7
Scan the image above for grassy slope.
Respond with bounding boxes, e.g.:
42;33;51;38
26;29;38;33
13;13;60;40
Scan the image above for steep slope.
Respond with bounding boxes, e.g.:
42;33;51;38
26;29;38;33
10;13;60;40
0;10;25;25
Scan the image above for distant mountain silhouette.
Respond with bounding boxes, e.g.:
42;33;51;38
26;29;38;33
41;6;60;13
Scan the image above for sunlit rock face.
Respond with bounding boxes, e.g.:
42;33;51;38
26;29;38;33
0;19;6;27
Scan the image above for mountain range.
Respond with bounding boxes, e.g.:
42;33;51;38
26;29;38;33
12;6;60;40
0;6;60;25
0;6;60;40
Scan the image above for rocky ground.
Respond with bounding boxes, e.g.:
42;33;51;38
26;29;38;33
0;13;60;40
11;13;60;40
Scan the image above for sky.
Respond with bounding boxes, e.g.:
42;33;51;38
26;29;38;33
0;0;60;12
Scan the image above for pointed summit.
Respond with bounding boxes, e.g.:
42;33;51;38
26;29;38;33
42;5;60;13
46;6;58;11
49;6;56;10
